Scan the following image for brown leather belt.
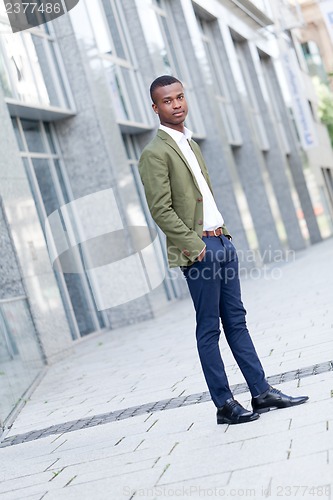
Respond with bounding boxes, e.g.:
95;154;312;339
202;227;223;237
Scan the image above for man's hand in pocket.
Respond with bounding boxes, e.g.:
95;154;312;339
197;246;206;262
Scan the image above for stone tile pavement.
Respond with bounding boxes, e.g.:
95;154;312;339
0;238;333;499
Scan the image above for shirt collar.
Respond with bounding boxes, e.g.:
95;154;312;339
159;124;193;144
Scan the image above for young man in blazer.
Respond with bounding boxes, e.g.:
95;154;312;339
139;75;308;425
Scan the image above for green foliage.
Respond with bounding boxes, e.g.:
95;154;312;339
312;76;333;147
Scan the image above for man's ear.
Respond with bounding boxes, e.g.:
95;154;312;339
152;103;159;114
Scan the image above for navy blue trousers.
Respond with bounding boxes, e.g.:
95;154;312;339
181;234;269;408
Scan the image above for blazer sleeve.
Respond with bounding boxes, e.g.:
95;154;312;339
138;149;206;263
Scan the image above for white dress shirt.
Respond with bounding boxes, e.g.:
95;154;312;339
159;124;225;232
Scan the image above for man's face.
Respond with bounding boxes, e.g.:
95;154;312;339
152;82;188;131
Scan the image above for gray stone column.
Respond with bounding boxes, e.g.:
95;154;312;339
0;199;26;302
243;46;305;251
0;87;73;363
263;57;322;245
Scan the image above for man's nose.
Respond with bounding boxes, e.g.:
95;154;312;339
173;100;181;109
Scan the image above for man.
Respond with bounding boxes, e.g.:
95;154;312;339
138;75;308;425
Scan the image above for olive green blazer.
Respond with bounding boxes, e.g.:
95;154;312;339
138;129;231;268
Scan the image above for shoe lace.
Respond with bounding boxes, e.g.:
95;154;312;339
228;399;240;408
270;386;282;395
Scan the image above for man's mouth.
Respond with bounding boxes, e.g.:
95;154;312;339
173;111;184;116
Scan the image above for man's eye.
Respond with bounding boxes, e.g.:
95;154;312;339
179;95;184;100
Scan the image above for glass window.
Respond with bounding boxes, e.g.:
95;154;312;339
0;26;72;109
0;48;12;97
44;122;57;154
11;117;24;151
196;16;241;145
32;158;60;216
1;33;41;103
260;55;290;154
62;272;96;336
120;66;143;123
136;0;172;75
31;34;60;106
21;119;46;153
0;298;44;425
100;0;127;59
17;119;105;338
79;0;113;55
136;0;205;136
234;40;269;151
103;60;130;120
70;0;149;126
53;159;70;205
120;135;151;229
159;15;182;77
68;0;96;51
122;134;179;301
47;41;71;108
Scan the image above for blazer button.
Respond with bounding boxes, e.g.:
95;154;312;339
198;219;203;225
197;197;203;202
182;249;191;257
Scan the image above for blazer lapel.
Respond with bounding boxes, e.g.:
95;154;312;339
157;129;203;194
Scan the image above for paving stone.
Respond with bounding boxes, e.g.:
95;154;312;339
2;359;332;448
0;488;49;500
1;239;333;498
0;471;54;495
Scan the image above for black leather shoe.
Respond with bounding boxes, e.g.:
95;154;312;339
252;386;309;413
217;398;260;425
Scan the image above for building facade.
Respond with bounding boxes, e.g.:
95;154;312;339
1;0;332;431
292;0;333;215
296;0;333;89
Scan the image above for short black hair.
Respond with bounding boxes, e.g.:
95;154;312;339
150;75;183;103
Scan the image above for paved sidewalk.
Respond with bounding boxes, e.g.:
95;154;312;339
1;238;333;500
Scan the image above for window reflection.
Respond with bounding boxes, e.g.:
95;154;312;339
21;120;46;153
196;15;241;145
0;298;44;426
135;0;205;136
0;48;12;96
70;0;149;126
136;0;172;75
0;26;71;109
2;34;41;103
100;0;125;58
68;0;96;51
85;0;113;55
103;60;130;120
12;118;105;339
44;122;57;154
11;117;24;151
32;158;60;216
234;40;269;151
